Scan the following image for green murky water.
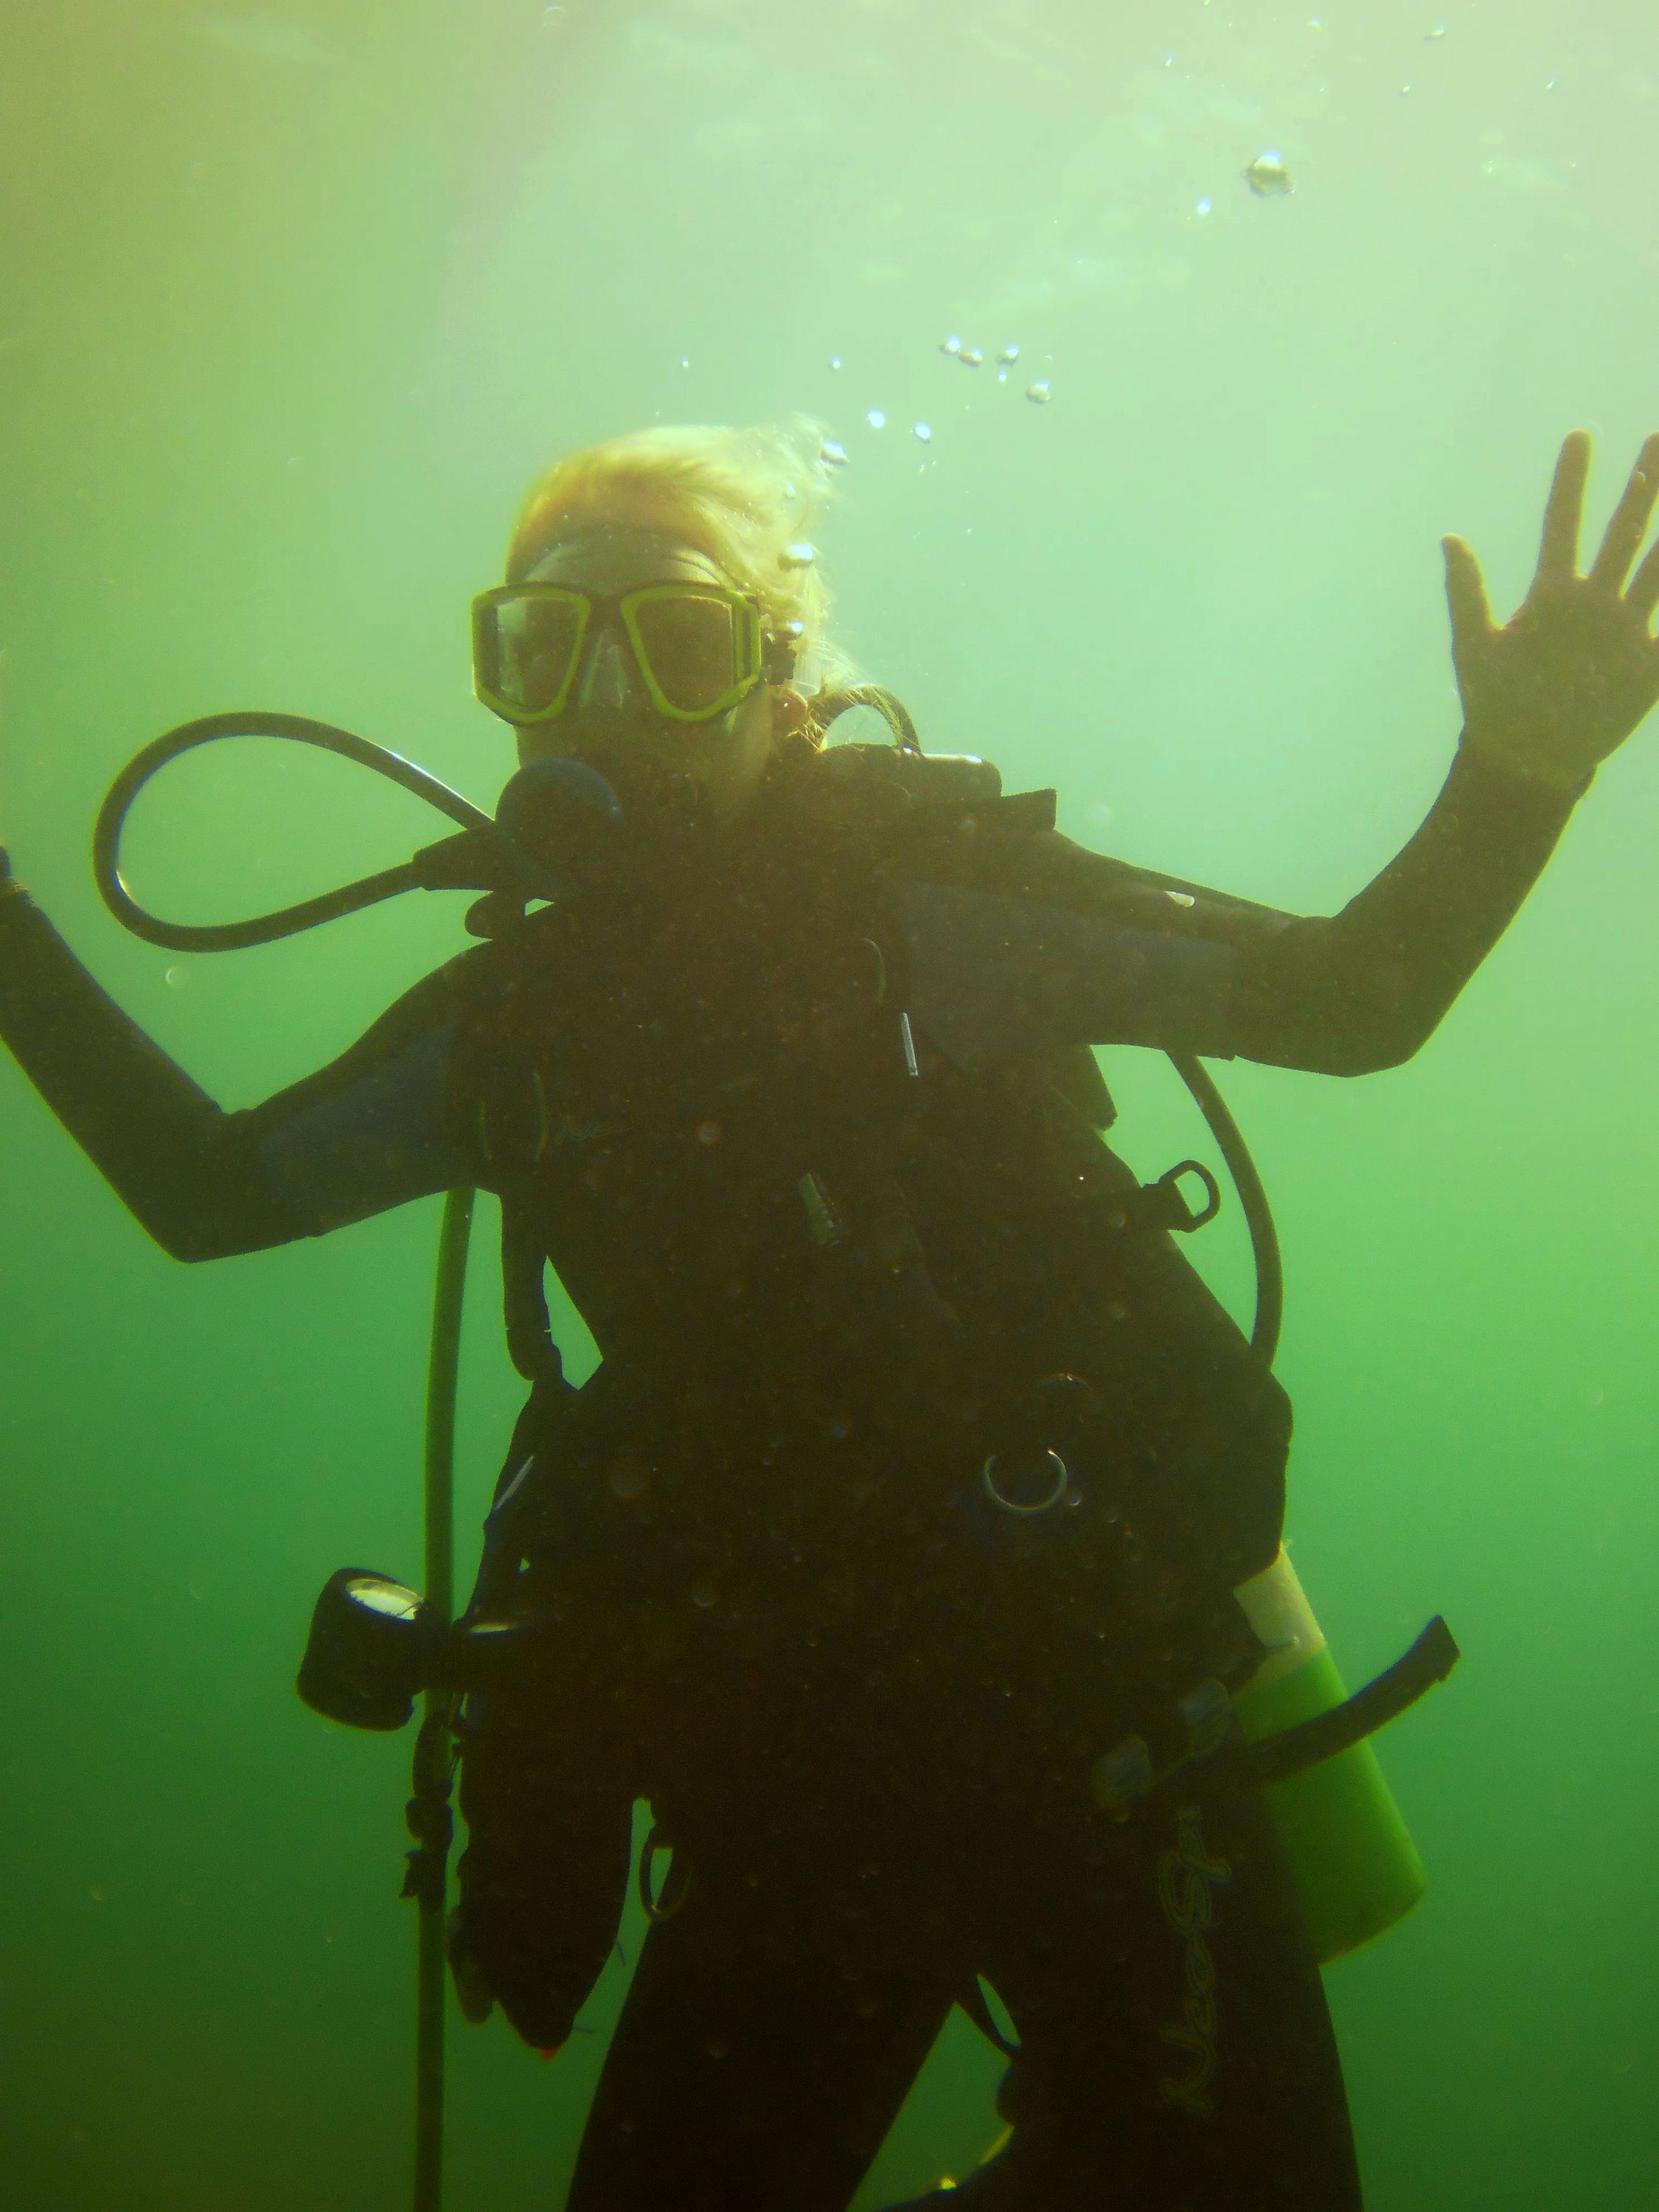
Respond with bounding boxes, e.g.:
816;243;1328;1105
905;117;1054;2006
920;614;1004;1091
1;4;1655;2205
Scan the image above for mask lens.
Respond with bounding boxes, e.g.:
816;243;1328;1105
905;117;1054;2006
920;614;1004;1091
630;591;748;717
476;591;585;720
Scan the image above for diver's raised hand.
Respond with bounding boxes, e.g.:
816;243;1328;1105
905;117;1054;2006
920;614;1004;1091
1443;431;1659;793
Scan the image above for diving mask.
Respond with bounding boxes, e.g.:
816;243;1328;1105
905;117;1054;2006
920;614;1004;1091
472;581;799;728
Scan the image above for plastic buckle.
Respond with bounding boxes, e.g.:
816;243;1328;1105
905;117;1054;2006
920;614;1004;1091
1177;1677;1232;1760
1091;1734;1155;1818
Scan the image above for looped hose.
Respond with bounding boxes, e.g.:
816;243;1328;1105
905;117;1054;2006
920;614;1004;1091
92;712;494;951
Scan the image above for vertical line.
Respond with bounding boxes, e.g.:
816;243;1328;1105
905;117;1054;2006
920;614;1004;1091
413;1185;475;2212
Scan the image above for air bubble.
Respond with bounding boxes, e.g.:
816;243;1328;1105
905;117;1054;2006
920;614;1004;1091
866;408;887;429
1244;152;1293;195
781;541;816;568
939;334;961;355
913;422;933;443
820;438;849;467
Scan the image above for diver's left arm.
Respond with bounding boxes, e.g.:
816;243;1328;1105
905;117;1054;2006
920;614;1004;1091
897;754;1574;1078
1238;428;1659;1072
1223;746;1576;1073
901;432;1659;1078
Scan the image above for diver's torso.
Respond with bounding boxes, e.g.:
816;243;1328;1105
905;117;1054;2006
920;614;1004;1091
453;812;1287;1641
457;839;1134;1413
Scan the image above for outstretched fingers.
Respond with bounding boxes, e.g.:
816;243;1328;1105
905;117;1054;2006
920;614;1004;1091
1537;430;1592;584
1588;431;1659;594
1442;535;1493;644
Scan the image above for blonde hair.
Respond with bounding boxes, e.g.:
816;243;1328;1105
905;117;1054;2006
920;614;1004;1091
506;420;852;703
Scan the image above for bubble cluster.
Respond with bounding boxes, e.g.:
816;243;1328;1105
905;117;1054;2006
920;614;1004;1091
824;328;1055;472
936;333;1053;408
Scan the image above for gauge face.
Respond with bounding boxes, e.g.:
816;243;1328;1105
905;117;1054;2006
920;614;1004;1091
344;1576;422;1621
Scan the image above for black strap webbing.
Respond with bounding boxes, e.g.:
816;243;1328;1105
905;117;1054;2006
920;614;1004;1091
1249;1616;1461;1788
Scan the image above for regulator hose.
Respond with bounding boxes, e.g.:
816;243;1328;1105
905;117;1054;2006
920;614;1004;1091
91;712;509;952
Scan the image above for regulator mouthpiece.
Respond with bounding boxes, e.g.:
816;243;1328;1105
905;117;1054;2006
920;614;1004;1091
493;757;627;900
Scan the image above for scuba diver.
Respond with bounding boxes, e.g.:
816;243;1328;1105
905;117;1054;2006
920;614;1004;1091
2;420;1657;2211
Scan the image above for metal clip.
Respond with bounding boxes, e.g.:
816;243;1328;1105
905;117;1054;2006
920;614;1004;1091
899;1009;920;1079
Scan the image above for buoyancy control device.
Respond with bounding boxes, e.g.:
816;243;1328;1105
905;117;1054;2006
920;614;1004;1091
95;702;1459;2062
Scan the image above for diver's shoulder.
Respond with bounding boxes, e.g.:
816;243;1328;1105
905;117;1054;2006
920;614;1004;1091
894;804;1143;905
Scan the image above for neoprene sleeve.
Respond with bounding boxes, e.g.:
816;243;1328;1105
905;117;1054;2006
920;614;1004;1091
956;745;1578;1075
0;872;308;1259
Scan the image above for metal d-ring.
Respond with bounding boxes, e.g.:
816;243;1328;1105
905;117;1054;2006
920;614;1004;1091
981;1447;1070;1516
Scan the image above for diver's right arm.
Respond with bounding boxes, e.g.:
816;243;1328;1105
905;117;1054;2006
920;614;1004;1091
0;851;470;1260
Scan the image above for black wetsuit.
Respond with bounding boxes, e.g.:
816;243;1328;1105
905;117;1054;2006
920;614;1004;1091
0;746;1575;2211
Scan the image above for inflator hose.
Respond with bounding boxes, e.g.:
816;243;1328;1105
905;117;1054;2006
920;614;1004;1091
1167;1050;1284;1367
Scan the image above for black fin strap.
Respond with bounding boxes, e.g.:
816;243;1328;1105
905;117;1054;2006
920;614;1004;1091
1250;1617;1461;1787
